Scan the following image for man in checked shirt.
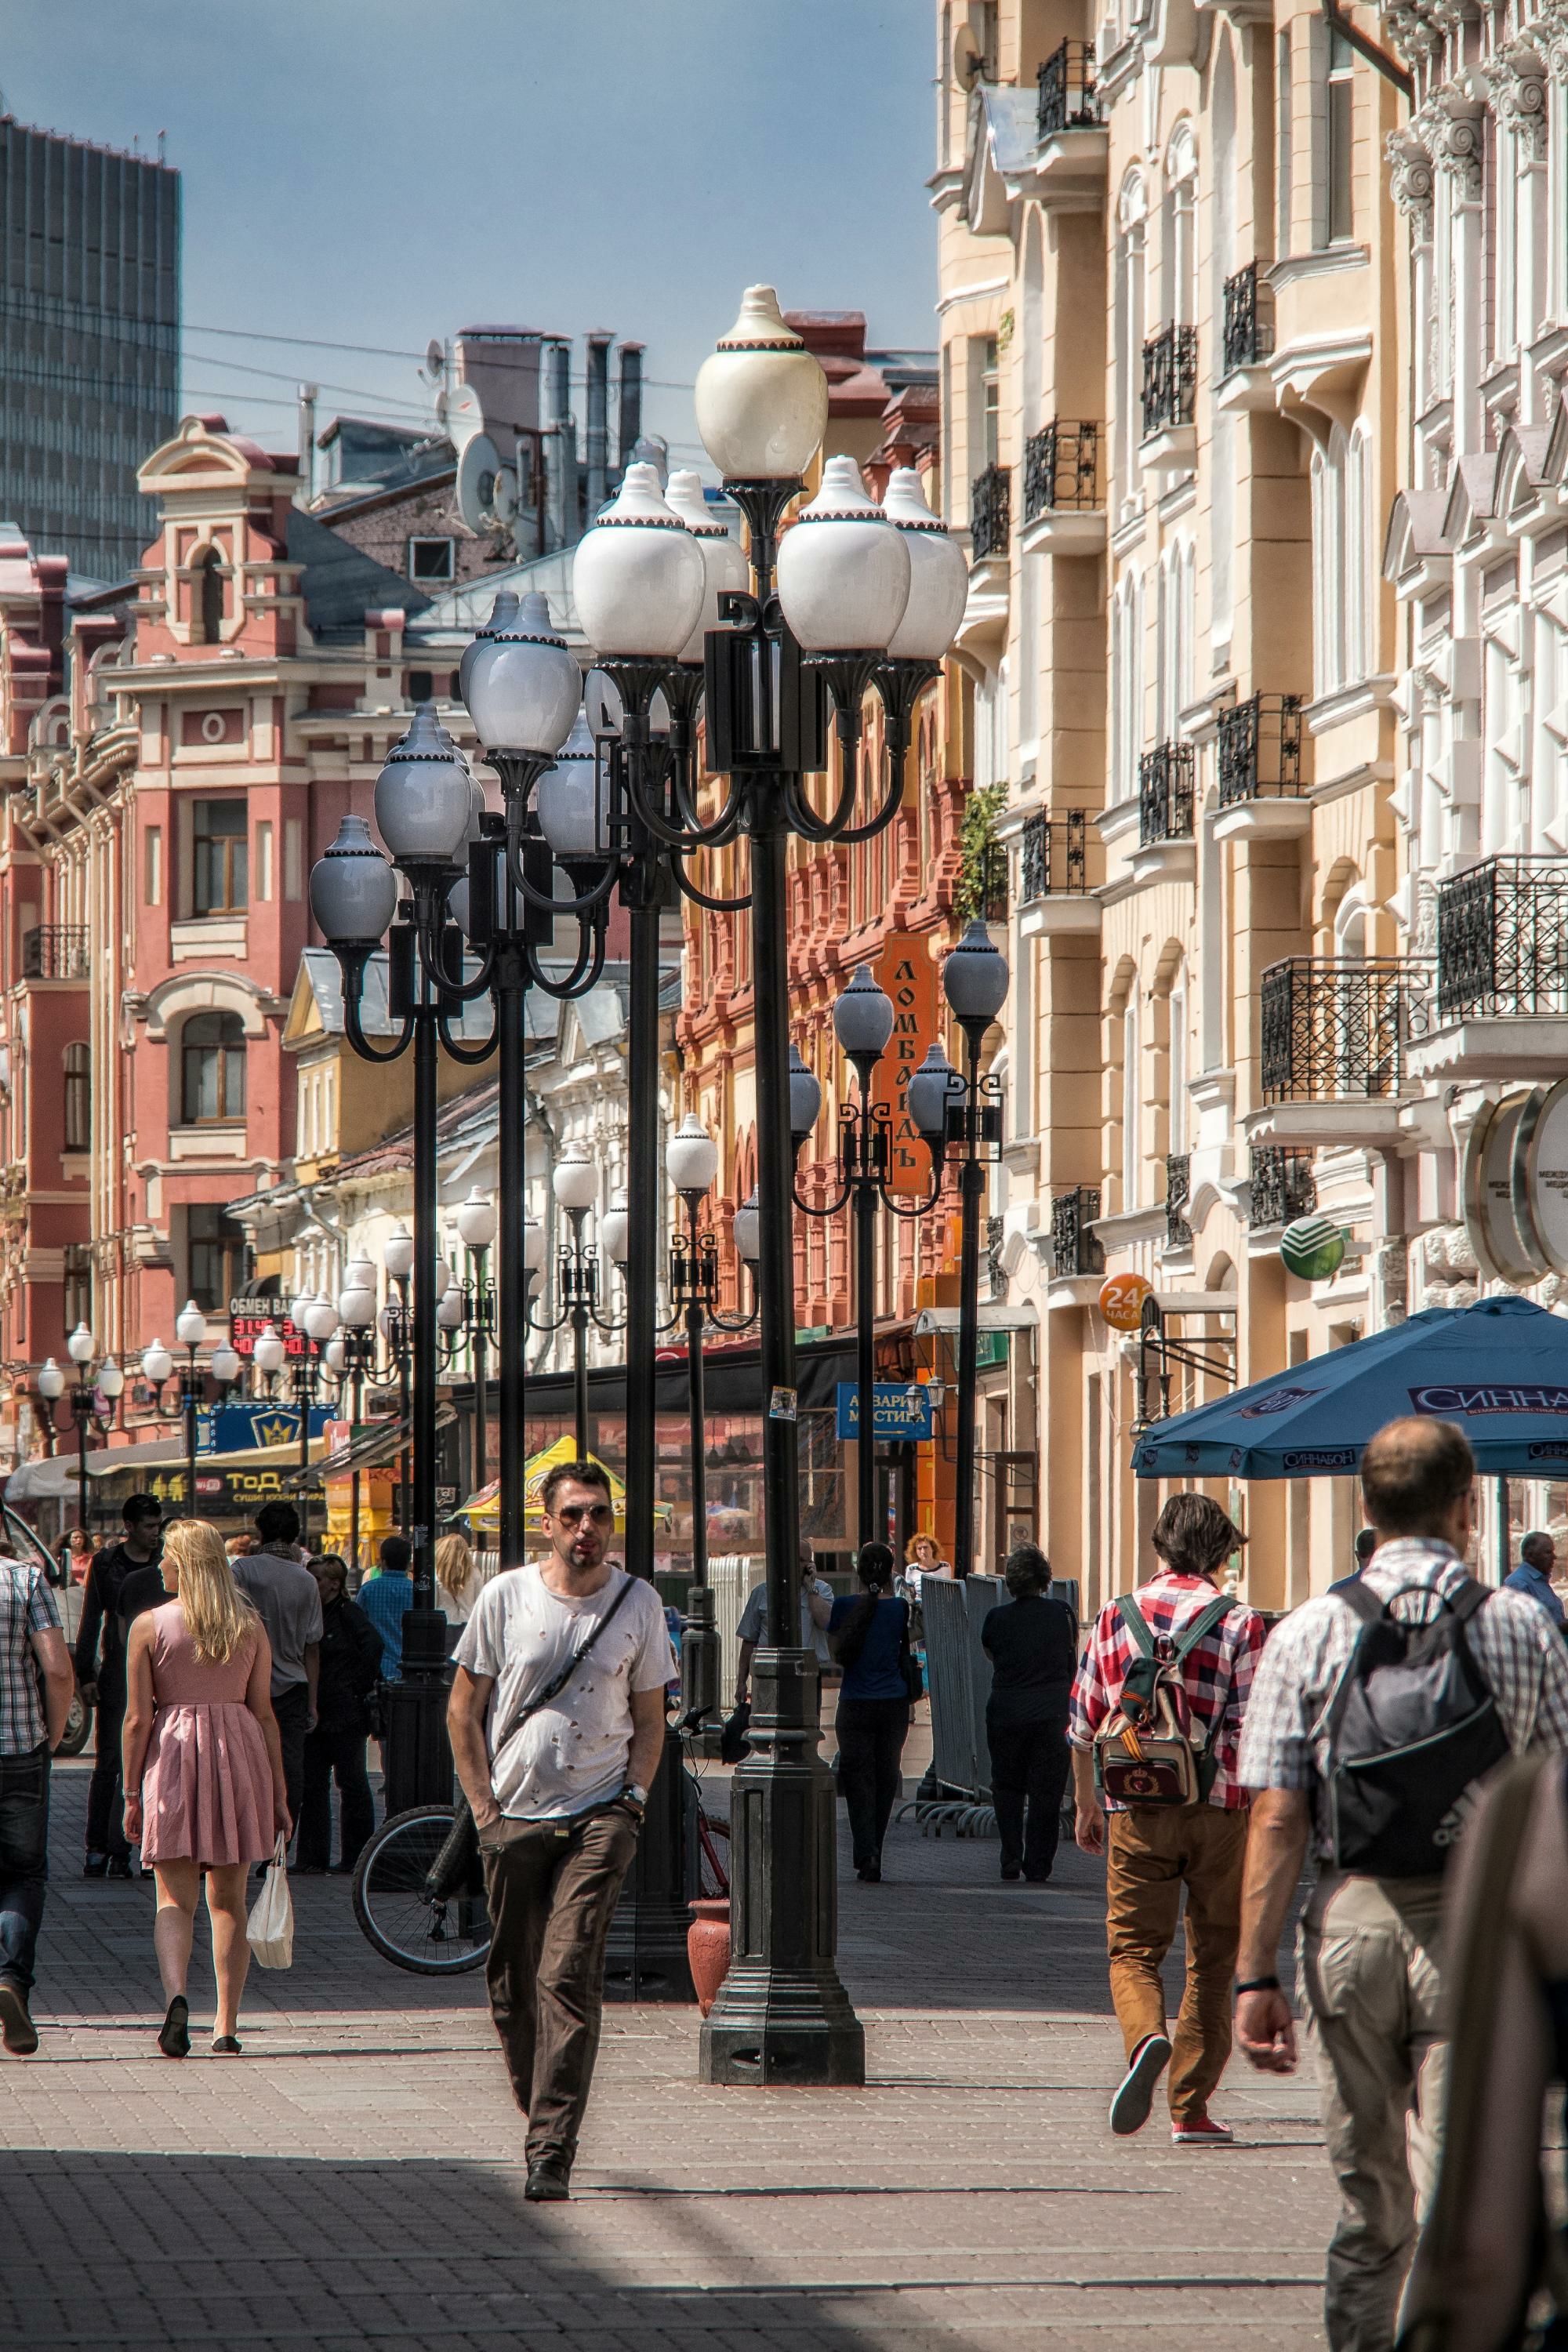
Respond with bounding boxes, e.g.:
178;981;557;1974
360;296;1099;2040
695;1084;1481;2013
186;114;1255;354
1069;1492;1266;2147
1235;1417;1568;2352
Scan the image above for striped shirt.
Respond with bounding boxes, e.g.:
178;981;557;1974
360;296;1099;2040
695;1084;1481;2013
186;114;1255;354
1069;1571;1267;1810
1236;1537;1568;1855
0;1558;62;1755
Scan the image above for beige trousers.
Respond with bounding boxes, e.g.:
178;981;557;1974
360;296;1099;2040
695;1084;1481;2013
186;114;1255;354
1298;1870;1449;2352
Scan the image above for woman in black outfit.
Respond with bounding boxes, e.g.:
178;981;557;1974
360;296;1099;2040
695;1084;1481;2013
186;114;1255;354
982;1543;1077;1883
829;1543;913;1883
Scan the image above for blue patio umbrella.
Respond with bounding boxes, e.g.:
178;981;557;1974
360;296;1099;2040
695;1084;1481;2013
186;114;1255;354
1132;1295;1568;1479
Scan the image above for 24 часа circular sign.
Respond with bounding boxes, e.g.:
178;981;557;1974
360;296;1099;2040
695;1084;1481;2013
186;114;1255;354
1279;1214;1346;1283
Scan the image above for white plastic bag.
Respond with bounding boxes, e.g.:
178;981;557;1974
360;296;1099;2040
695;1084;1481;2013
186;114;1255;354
245;1832;294;1969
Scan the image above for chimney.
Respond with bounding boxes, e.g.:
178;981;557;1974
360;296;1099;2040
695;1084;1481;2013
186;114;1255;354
297;383;318;503
585;333;613;521
543;339;576;550
616;343;644;475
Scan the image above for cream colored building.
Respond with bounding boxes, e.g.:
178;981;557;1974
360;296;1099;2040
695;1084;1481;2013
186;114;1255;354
934;0;1414;1611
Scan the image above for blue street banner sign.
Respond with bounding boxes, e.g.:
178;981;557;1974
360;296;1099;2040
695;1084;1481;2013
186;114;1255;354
836;1382;935;1443
197;1403;335;1455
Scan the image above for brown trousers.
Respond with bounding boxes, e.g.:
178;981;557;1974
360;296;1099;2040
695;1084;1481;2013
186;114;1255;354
480;1805;640;2168
1104;1801;1249;2122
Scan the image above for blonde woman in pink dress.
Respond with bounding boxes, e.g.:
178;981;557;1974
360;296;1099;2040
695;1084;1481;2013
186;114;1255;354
122;1521;288;2057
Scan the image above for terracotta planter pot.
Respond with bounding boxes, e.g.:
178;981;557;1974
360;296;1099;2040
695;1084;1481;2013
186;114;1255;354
687;1896;731;2017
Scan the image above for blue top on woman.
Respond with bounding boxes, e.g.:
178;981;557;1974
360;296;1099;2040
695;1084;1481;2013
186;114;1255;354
828;1593;909;1700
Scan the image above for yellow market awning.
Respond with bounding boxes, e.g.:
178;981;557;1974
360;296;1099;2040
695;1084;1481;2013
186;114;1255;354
459;1436;670;1535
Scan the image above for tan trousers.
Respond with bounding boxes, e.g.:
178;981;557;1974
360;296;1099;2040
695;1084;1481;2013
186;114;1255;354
1104;1802;1248;2122
1298;1870;1448;2352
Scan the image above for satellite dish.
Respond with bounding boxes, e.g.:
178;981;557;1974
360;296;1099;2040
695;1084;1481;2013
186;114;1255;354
953;13;989;84
456;433;519;539
424;338;446;383
441;382;486;455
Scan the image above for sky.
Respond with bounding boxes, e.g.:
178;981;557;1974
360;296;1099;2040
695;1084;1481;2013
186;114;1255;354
7;0;939;475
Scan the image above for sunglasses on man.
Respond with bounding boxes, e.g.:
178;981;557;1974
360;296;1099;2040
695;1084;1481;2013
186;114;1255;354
553;1501;613;1528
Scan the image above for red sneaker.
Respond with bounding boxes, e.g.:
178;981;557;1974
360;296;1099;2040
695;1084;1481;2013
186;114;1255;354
1171;2112;1234;2147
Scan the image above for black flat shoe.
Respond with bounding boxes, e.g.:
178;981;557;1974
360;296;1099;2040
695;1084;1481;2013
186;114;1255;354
855;1862;881;1882
106;1857;132;1881
82;1853;107;1879
524;2160;571;2202
0;1976;38;2056
158;1996;190;2059
210;2034;242;2056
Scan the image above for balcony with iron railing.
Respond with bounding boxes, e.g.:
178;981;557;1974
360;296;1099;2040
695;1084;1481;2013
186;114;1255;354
1164;1152;1192;1252
1412;855;1568;1083
1220;263;1276;398
969;463;1011;563
1141;325;1198;474
1020;420;1105;553
1214;692;1307;844
1032;39;1109;198
1051;1185;1104;1279
1261;956;1434;1104
1036;39;1102;133
20;925;89;982
1138;743;1195;848
1018;808;1097;935
1248;1145;1318;1230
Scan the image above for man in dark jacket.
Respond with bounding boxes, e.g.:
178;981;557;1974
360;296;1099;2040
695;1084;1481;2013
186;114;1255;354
982;1544;1078;1884
74;1494;162;1878
295;1554;383;1874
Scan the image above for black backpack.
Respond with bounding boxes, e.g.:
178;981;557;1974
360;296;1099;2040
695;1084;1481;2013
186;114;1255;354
1321;1577;1510;1878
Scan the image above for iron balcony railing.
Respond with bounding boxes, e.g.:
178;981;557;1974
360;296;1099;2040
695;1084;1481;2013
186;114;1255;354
1221;261;1275;376
1051;1185;1103;1278
1141;324;1198;437
1165;1152;1192;1250
21;925;89;981
1261;957;1435;1102
1022;420;1102;521
1019;808;1088;900
1248;1145;1318;1229
1036;38;1102;135
1217;693;1305;807
1436;855;1568;1022
1138;743;1196;845
970;463;1011;561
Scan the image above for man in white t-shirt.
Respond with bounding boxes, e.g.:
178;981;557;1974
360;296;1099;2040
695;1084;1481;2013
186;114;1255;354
448;1461;674;2204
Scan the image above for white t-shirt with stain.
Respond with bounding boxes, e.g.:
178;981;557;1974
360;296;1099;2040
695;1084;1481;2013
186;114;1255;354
454;1563;676;1821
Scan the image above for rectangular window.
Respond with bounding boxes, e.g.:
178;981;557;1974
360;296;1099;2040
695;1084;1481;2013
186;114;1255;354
63;1243;91;1334
192;799;248;915
187;1205;248;1313
256;820;274;902
981;336;1000;468
63;1044;89;1152
143;825;162;907
1327;29;1354;243
408;537;456;583
1276;31;1294;256
284;819;303;902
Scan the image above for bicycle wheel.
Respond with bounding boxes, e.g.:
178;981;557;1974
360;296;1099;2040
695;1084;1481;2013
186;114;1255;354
352;1804;492;1976
56;1690;93;1759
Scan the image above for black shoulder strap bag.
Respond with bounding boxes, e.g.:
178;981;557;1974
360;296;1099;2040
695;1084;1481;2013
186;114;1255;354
425;1573;637;1902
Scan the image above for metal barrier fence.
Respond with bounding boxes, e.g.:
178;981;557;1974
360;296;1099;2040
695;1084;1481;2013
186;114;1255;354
913;1573;1080;1835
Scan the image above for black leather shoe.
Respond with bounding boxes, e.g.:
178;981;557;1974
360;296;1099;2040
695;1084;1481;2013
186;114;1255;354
524;2161;571;2202
0;1976;38;2055
82;1854;107;1878
106;1857;132;1881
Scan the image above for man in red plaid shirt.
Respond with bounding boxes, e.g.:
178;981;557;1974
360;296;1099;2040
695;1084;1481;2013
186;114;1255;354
1069;1493;1265;2146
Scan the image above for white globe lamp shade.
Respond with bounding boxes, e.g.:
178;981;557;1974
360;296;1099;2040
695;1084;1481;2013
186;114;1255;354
883;467;969;660
310;815;399;947
338;1283;376;1328
535;706;608;860
304;1295;339;1343
373;704;472;867
140;1340;173;1386
552;1146;599;1214
732;1192;761;1264
175;1299;207;1347
666;1112;720;1196
322;1337;347;1374
383;1225;415;1281
458;588;521;712
96;1358;125;1399
833;964;896;1062
210;1344;241;1385
437;1287;465;1330
290;1293;314;1331
523;1214;546;1273
788;1044;822;1142
601;1196;630;1267
942;918;1011;1025
252;1325;286;1376
694;286;829;481
67;1322;94;1365
37;1357;65;1401
775;456;911;654
664;470;750;664
343;1255;376;1291
456;1189;498;1251
572;463;706;660
908;1043;960;1148
463;592;582;757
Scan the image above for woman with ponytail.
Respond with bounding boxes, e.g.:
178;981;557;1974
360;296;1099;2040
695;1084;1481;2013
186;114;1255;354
828;1542;916;1882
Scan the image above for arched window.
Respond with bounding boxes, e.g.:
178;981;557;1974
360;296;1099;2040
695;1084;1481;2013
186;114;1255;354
1115;172;1149;496
63;1044;89;1152
1165;124;1200;328
1122;999;1142;1208
181;1011;246;1124
191;543;225;645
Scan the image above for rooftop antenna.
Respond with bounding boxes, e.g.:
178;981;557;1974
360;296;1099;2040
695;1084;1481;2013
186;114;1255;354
158;129;166;164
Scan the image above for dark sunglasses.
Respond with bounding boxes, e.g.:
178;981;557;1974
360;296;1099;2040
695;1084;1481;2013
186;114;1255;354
555;1501;612;1527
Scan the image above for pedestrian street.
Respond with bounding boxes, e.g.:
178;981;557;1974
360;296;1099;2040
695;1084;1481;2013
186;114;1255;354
4;1749;1333;2352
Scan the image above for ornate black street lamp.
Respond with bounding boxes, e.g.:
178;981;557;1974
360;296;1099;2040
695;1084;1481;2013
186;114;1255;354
451;1189;497;1497
563;284;966;2085
140;1304;241;1522
525;1144;626;1458
40;1326;124;1540
906;920;1010;1578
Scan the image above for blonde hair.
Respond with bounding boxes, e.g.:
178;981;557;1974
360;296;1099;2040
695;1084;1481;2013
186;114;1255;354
906;1530;939;1565
434;1531;479;1604
165;1520;257;1666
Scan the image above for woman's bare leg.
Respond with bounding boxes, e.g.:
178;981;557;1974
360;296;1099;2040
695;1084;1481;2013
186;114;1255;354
205;1863;252;2038
151;1861;199;2002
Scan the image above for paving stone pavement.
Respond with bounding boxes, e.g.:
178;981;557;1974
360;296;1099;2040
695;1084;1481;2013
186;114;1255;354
1;1750;1335;2350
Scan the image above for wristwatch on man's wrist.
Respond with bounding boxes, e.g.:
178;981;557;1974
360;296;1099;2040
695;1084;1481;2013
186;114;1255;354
621;1783;648;1811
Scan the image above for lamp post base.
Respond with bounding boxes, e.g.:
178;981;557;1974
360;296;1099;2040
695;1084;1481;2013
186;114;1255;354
699;1650;865;2086
605;1719;695;2002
